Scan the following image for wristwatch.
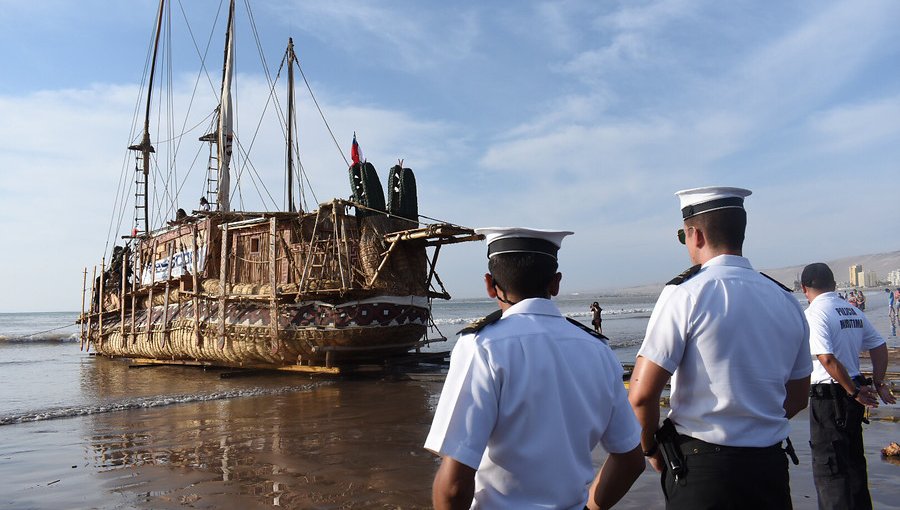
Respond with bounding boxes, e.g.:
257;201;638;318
874;381;886;389
849;386;861;399
643;442;659;457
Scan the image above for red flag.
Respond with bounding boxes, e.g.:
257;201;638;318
351;132;362;165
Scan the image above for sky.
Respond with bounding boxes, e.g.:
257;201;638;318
1;0;899;312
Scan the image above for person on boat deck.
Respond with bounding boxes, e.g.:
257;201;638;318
802;263;894;510
628;186;811;510
199;196;210;212
425;227;644;510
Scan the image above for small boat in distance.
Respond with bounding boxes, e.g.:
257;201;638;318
78;0;479;374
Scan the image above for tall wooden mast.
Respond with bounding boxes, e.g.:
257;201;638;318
286;38;296;213
216;0;236;212
128;0;165;236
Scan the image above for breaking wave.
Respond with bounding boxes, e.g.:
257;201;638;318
0;333;80;344
431;307;653;326
0;382;329;427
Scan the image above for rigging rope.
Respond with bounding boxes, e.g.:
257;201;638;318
24;323;78;339
296;60;350;168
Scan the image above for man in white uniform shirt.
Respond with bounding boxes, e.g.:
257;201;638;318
801;263;894;510
424;227;644;510
628;187;812;509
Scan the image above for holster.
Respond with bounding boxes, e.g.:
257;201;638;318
655;418;686;482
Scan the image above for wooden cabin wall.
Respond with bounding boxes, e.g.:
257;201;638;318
232;226;266;284
134;219;214;288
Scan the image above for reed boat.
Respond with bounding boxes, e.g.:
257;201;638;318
78;0;479;373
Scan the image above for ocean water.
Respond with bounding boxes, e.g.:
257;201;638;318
428;292;657;359
0;288;886;428
0;291;657;427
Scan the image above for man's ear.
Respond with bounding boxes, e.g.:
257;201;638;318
484;273;498;298
689;226;706;251
548;272;562;297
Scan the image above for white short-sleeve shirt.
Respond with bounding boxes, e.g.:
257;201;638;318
638;255;812;447
424;298;640;510
805;291;885;384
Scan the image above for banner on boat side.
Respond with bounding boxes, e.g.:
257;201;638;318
141;245;208;284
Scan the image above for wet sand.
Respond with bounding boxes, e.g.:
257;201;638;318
2;362;898;509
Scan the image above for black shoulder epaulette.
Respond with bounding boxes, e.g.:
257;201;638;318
566;317;609;344
457;309;504;336
666;264;702;285
760;272;793;293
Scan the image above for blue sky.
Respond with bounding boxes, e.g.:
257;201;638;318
1;0;899;312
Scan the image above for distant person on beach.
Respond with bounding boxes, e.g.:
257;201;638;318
591;301;603;334
801;263;895;510
857;290;866;311
425;227;644;510
629;187;811;510
848;290;858;308
887;288;896;336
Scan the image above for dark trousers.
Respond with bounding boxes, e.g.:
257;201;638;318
662;436;791;510
809;385;872;510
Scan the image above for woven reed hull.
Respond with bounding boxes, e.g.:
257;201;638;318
87;299;428;367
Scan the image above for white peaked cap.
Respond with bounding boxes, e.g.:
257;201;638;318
474;227;574;259
675;186;752;220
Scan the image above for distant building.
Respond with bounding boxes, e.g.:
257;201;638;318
849;264;863;287
863;270;877;287
888;269;900;286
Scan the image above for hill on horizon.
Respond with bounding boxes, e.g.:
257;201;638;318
763;249;900;290
614;250;900;295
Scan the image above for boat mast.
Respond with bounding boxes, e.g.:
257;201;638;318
286;38;296;213
217;0;236;212
128;0;165;236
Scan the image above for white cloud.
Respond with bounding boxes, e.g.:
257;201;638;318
270;0;481;72
807;94;900;153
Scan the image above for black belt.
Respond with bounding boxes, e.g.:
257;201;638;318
810;383;847;400
676;435;783;456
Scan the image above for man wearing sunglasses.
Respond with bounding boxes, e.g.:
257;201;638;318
627;186;812;509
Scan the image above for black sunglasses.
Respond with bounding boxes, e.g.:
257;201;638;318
677;227;695;245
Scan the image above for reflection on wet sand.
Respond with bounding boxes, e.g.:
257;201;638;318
85;364;440;509
67;357;900;509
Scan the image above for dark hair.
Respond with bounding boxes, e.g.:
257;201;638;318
685;208;746;251
488;252;558;299
801;262;836;291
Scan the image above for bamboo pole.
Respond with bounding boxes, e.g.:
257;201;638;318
332;205;346;290
146;240;158;343
80;268;87;351
191;224;202;347
119;251;127;346
130;246;139;344
161;242;174;349
367;241;400;287
86;265;96;352
218;223;229;350
339;208;354;286
98;256;106;349
268;217;280;354
298;208;322;292
425;244;442;291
